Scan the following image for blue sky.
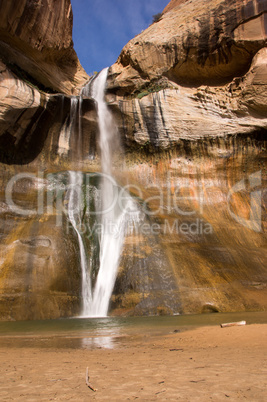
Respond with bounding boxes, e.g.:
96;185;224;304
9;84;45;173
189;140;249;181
71;0;169;75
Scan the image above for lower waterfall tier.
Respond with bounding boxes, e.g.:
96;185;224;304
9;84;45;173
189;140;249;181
0;134;266;320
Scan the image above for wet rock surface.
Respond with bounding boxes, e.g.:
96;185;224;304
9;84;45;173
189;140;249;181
0;177;81;320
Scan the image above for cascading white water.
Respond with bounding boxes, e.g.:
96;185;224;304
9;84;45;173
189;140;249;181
88;68;140;317
91;68;115;176
58;97;78;156
65;69;140;317
67;171;92;315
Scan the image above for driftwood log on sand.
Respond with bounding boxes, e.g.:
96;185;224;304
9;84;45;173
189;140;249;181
220;321;246;328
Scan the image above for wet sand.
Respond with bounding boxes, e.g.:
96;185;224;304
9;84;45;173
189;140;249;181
0;324;266;401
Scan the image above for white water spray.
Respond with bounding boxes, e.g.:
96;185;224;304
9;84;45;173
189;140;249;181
58;97;78;156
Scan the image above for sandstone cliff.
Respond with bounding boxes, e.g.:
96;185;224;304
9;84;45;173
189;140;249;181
0;59;96;166
107;47;267;152
106;0;267;150
0;0;93;166
0;0;91;319
109;0;266;92
100;0;267;316
162;0;189;14
0;0;88;94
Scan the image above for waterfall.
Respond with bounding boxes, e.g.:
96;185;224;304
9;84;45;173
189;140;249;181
90;68;115;176
65;68;140;317
67;171;92;315
58;97;78;156
87;68;140;317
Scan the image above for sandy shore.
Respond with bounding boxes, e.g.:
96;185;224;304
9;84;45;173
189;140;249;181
0;324;266;401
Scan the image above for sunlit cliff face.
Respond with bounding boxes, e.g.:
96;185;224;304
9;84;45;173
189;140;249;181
110;134;267;316
0;132;265;320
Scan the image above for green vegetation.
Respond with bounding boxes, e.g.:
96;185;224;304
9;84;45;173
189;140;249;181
137;91;149;99
134;79;169;99
139;140;151;153
152;13;163;23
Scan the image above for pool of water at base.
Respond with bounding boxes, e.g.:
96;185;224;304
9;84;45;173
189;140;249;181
0;311;266;350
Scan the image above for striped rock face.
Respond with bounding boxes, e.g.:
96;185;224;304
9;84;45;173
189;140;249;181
0;0;88;94
109;0;267;92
